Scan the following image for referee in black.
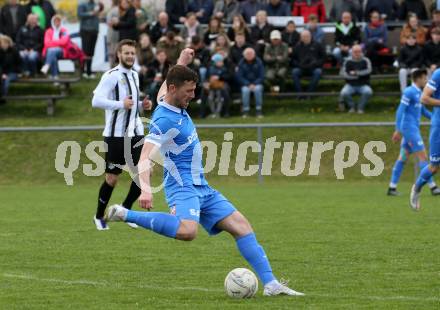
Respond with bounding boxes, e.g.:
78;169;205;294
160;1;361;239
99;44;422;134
92;39;152;230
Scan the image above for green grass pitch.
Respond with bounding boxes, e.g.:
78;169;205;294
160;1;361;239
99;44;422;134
0;181;438;309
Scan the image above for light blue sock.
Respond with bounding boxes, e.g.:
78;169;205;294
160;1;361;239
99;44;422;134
126;210;180;238
415;164;434;191
236;233;276;285
390;159;405;187
419;161;435;187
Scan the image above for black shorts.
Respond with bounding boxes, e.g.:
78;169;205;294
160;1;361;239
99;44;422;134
104;136;144;175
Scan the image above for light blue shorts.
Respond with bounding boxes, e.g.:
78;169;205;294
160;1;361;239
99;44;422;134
401;130;425;154
429;126;440;166
165;185;236;235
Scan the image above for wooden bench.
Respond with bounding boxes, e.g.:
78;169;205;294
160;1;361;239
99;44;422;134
265;91;400;99
4;94;67;116
12;76;81;93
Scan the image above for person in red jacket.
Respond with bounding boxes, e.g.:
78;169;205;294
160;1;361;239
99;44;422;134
292;0;326;23
40;14;69;79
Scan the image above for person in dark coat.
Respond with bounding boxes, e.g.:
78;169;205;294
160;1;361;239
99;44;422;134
236;47;265;118
0;0;27;40
15;13;43;76
149;11;177;44
112;0;137;41
398;0;428;20
0;34;21;103
291;29;325;93
165;0;189;24
424;27;440;75
398;34;424;92
332;11;361;64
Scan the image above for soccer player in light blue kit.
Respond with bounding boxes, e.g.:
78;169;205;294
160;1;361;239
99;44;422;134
388;69;440;196
104;49;304;296
410;68;440;210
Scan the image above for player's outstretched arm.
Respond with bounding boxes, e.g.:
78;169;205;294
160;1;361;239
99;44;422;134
421;86;440;106
156;48;195;102
138;141;160;210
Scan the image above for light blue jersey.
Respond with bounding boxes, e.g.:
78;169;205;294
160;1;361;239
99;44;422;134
395;83;431;154
145;98;208;189
145;98;235;235
426;69;440;165
427;69;440;128
395;83;431;133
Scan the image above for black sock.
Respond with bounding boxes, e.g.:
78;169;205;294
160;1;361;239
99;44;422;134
122;181;141;210
96;181;114;219
87;59;92;75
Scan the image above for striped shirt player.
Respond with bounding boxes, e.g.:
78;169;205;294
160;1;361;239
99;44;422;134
104;50;305;297
411;68;440;209
91;39;152;230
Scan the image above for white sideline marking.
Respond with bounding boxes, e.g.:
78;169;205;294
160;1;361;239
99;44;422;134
2;273;222;293
3;273;440;302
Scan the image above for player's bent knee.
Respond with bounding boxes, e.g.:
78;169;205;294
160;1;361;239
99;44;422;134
105;173;118;187
176;220;198;241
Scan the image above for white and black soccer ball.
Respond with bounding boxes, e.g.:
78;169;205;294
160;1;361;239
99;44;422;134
224;268;258;298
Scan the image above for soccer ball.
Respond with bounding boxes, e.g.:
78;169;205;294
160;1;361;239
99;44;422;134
224;268;258;298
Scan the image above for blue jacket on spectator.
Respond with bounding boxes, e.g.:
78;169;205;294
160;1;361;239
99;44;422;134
188;0;214;24
236;56;265;86
240;0;265;23
265;1;291;16
364;23;388;44
306;24;324;43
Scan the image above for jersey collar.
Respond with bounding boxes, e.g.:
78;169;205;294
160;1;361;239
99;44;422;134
117;64;132;74
158;97;185;114
411;83;422;91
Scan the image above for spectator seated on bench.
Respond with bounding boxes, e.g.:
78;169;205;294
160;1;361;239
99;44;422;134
263;30;289;92
41;15;85;80
424;27;440;76
339;45;373;114
16;13;43;77
364;10;389;71
397;34;424;93
236;47;264;118
291;29;325;95
205;53;231;118
0;34;21;104
332;11;361;65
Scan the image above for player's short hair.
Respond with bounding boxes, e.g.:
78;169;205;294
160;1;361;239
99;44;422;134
411;69;427;81
166;65;199;89
117;39;137;53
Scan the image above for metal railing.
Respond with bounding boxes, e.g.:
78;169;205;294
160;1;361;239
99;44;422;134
1;121;428;183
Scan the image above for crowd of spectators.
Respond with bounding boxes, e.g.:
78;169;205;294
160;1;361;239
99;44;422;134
0;0;440;117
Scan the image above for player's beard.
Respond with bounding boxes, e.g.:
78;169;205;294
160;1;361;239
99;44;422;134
120;58;134;69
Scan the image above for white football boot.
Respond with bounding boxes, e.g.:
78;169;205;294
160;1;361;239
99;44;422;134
263;280;304;296
93;216;109;230
410;184;421;211
104;204;128;222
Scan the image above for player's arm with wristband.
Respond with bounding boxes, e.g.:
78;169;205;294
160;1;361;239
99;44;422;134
92;73;133;110
421;76;440;106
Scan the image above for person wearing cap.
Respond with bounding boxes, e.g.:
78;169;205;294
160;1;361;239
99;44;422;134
263;30;289;92
205;53;232;118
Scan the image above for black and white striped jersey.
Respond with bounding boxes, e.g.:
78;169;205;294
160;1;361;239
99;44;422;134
92;64;144;137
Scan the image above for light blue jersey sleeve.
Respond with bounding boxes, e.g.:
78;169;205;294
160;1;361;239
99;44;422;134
427;69;440;92
422;106;432;120
395;90;410;131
